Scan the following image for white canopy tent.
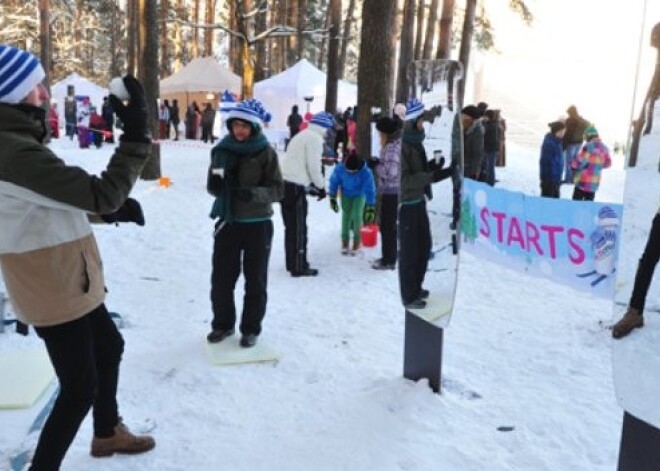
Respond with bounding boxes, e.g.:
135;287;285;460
160;57;242;110
254;59;357;130
51;73;108;128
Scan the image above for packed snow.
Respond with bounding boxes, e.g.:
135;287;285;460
1;128;658;470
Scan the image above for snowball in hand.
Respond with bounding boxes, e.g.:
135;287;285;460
109;77;130;101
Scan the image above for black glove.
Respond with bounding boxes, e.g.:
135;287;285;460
101;197;145;226
367;157;379;170
330;197;339;213
428;157;446;171
364;205;375;224
108;75;150;144
307;185;327;201
233;188;253;202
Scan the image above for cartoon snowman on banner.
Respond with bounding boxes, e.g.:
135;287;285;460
577;206;620;286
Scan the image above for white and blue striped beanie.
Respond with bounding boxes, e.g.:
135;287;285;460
226;98;272;128
219;90;236;114
405;98;425;121
0;44;45;104
310;111;335;129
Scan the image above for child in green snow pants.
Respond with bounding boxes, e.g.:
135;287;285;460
340;195;366;244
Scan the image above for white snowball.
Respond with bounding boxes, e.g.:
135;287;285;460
108;77;130;101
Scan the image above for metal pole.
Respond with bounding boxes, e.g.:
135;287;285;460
0;292;6;334
625;0;649;167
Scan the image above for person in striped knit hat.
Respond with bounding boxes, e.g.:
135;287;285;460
571;125;611;201
612;201;660;338
280;110;335;277
206;98;283;347
0;44;155;468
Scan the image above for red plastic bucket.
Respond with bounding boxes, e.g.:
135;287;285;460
360;224;379;248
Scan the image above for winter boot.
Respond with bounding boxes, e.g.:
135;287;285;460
350;240;361;256
207;328;235;343
240;334;258;348
90;419;156;457
371;258;395;270
612;308;644;339
341;240;350;255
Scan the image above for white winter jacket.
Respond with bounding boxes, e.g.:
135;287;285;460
280;123;327;189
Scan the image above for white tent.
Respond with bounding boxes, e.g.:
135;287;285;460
254;59;358;130
160;57;242;109
51;73;108;128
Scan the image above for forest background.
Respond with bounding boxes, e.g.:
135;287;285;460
1;0;658;171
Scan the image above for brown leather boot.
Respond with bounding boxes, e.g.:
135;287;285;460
90;419;156;457
612;308;644;339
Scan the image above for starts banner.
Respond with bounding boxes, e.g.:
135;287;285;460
461;180;623;300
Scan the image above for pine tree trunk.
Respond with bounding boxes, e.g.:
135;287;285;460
255;6;267;81
278;0;288;71
237;0;254;98
395;0;415;103
160;0;170;77
422;0;438;59
139;0;161;181
297;0;308;61
192;0;199;58
388;0;402;103
38;0;50;85
338;0;356;79
173;0;184;72
204;0;214;56
74;0;83;64
325;0;341;113
110;0;121;76
287;0;298;65
127;0;137;75
458;0;476;105
357;0;397;156
317;4;331;70
414;0;425;60
435;0;453;59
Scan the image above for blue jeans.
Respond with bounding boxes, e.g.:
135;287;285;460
563;144;580;182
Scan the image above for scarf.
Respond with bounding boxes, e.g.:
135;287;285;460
209;131;269;221
402;122;425;145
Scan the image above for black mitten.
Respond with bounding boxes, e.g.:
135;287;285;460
108;75;150;144
428;156;446;171
101;197;145;226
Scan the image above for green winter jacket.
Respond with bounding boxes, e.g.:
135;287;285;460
400;121;432;204
207;131;283;222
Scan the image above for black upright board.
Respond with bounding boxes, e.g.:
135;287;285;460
402;60;463;393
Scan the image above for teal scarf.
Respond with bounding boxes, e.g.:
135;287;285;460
402;122;425;145
209;131;269;221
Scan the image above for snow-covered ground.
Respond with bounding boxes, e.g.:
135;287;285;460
1;129;658;470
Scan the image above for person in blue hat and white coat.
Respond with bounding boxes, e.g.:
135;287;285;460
279;111;335;277
206;99;283;348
